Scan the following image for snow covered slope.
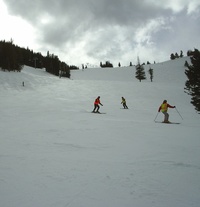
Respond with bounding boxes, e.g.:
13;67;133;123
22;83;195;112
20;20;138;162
0;57;200;207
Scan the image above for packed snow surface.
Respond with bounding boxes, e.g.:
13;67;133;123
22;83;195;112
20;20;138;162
0;57;200;207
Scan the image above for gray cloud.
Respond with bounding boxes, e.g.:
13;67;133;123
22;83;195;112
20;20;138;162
3;0;200;66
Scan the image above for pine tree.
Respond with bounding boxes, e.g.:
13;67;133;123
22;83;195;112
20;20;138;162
184;61;189;67
170;53;175;60
180;50;183;58
135;57;146;82
148;67;153;82
185;48;200;112
175;52;179;59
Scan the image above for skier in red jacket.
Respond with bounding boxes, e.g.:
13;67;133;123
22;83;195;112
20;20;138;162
158;100;175;123
92;96;103;113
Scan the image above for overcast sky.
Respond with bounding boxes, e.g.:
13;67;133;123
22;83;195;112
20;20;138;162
0;0;200;67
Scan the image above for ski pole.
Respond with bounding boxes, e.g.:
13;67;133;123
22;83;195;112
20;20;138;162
154;112;159;122
175;107;183;120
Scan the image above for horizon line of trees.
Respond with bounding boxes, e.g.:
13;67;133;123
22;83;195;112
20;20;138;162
99;49;193;68
170;50;184;60
99;60;156;68
100;61;113;68
170;49;198;61
0;40;79;78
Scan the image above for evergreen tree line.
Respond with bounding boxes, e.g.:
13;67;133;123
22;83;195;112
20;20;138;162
185;48;200;112
100;61;113;68
0;40;78;78
170;50;197;60
0;40;23;72
170;50;184;60
99;60;155;68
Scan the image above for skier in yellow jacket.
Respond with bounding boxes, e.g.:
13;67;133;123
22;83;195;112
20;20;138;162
121;97;128;109
158;100;175;123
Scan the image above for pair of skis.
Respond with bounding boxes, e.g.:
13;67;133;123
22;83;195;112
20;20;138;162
91;111;106;114
154;121;180;124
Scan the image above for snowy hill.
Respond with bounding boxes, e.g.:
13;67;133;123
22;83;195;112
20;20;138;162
0;57;200;207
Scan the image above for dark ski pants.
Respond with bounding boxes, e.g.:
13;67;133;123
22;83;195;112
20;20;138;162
93;104;100;112
123;103;128;109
